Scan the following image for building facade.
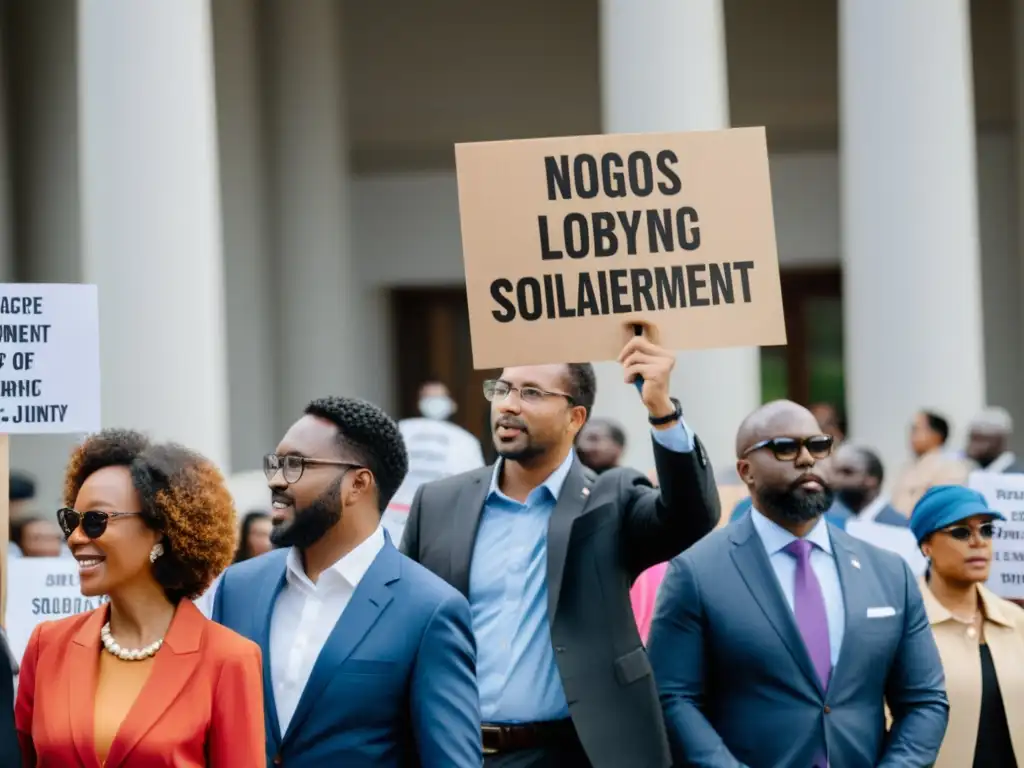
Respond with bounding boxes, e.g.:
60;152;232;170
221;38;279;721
0;0;1019;503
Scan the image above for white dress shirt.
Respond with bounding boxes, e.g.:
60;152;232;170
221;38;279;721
269;525;386;733
750;508;846;668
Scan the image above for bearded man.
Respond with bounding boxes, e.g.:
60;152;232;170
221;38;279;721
212;396;480;767
647;400;949;768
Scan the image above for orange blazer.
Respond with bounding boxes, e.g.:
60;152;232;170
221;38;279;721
15;599;265;767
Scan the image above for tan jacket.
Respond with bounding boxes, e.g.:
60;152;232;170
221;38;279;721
922;581;1024;767
890;450;974;515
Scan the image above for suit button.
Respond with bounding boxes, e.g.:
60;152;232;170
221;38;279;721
823;706;831;714
555;646;566;653
273;755;282;765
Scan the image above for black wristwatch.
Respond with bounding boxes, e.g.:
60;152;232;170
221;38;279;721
649;397;682;426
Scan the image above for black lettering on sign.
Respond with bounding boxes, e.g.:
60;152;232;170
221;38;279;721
488;263;756;323
537;206;701;261
3;403;68;426
544;150;682;201
0;324;51;343
0;379;43;398
0;296;44;315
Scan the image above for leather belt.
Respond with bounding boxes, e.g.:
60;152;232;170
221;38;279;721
481;719;577;755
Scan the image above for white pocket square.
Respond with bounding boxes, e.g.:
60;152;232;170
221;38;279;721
866;606;896;618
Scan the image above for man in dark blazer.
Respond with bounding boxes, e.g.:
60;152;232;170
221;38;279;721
401;329;720;768
648;400;948;767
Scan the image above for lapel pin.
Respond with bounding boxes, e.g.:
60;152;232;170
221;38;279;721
582;487;590;498
851;558;861;570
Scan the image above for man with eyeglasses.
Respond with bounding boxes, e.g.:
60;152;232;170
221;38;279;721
400;329;720;768
212;396;481;766
648;399;948;768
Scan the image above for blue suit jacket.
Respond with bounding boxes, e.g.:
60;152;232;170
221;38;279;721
647;514;948;768
212;538;481;767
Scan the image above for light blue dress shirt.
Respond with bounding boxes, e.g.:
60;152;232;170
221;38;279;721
470;420;695;723
749;507;845;669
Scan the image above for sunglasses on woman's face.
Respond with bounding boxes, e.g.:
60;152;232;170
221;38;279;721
57;507;142;540
940;522;996;541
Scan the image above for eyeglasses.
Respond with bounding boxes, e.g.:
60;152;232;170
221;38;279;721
57;507;142;540
940;523;996;541
263;454;362;484
483;380;574;405
742;435;835;462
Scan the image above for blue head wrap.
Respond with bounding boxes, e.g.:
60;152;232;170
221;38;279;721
909;485;1005;544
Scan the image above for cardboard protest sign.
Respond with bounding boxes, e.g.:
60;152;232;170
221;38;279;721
969;471;1024;599
0;283;100;621
4;557;108;662
455;127;786;368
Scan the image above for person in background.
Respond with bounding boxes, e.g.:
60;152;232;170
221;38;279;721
8;472;37;559
648;400;948;767
965;406;1024;474
10;516;64;558
910;486;1023;766
15;429;265;767
575;418;625;474
386;380;485;543
233;510;273;563
214;396;480;766
810;402;846;443
891;410;972;516
829;444;908;528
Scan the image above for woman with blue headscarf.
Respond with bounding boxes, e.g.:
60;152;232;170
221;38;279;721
910;485;1024;767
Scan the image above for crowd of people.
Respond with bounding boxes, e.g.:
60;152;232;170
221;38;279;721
1;329;1022;767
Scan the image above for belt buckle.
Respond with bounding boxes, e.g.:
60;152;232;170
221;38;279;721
481;725;501;755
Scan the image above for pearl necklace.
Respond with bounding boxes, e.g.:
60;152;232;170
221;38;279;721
100;622;163;661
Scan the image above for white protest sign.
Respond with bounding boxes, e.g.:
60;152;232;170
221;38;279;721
845;519;928;577
968;471;1024;599
4;557;106;662
0;283;100;434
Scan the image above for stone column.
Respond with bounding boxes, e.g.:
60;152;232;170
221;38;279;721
598;0;760;476
79;0;231;469
263;0;368;427
839;0;985;474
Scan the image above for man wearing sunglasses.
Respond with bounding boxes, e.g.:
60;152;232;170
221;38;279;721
648;399;948;768
212;396;480;766
401;328;719;768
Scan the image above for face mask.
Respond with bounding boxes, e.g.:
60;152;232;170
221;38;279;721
419;396;455;421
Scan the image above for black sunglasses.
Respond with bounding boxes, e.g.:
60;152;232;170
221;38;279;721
742;435;835;462
57;507;143;540
940;523;996;541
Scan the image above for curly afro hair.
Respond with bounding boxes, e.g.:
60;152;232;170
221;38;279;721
63;429;237;603
304;396;408;512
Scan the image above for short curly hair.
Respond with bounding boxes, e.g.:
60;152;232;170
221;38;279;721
565;363;597;420
62;429;237;603
305;396;408;512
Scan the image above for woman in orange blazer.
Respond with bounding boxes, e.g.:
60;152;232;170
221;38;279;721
15;429;265;767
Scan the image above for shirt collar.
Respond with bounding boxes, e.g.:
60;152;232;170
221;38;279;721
487;449;576;503
857;495;889;523
750;506;833;556
987;451;1016;473
285;524;385;591
919;578;1016;629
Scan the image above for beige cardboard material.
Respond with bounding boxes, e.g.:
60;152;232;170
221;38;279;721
455;127;787;368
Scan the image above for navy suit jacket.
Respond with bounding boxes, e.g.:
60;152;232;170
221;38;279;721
212;538;481;767
647;514;948;768
0;631;19;766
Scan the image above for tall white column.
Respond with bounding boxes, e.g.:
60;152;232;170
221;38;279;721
264;0;368;427
840;1;985;476
598;0;760;476
79;0;231;470
211;0;279;469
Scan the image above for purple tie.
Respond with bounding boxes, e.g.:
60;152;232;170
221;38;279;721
784;539;831;690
